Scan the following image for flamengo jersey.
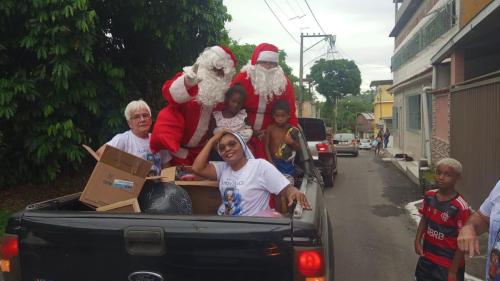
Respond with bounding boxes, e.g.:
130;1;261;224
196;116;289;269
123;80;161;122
419;189;471;268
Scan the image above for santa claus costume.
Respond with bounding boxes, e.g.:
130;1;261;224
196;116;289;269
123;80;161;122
150;46;237;165
232;43;298;159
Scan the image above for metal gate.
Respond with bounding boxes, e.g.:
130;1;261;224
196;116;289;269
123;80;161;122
450;75;500;208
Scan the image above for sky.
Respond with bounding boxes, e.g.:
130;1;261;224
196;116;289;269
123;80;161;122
223;0;396;93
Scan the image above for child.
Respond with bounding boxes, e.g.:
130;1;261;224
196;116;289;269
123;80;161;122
414;158;471;281
265;100;300;185
212;84;253;142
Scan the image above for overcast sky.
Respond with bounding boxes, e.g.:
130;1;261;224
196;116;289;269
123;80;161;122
223;0;396;92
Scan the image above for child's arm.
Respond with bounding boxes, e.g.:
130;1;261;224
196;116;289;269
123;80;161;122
264;125;273;161
447;250;464;281
414;217;427;255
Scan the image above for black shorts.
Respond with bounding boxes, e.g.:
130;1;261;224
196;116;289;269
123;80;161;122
415;257;465;281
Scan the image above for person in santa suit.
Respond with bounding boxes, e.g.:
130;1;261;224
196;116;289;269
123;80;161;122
150;45;237;165
232;43;298;159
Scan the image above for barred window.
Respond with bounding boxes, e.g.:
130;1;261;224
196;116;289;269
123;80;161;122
407;95;421;130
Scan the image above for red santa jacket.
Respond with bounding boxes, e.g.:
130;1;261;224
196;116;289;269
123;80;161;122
232;71;298;131
150;72;223;158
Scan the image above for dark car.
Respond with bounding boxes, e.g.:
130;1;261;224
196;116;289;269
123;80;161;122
2;129;335;281
298;117;337;187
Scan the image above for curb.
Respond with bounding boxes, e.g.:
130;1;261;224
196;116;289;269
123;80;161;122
405;200;484;281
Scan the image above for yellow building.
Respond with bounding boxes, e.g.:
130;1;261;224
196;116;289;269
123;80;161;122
370;80;393;136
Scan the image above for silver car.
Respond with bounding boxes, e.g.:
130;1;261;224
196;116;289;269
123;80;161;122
334;133;359;156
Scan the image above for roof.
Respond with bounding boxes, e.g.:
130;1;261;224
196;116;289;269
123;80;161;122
370;80;393;87
358;113;375;120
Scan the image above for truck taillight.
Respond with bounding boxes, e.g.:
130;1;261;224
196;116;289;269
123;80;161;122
316;143;328;153
0;235;18;273
296;249;324;277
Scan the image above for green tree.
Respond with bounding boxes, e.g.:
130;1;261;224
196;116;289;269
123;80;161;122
223;40;297;82
309;59;361;104
0;0;230;185
336;93;374;132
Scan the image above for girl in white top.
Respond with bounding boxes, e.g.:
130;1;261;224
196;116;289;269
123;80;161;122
192;130;310;216
97;100;171;176
212;84;253;143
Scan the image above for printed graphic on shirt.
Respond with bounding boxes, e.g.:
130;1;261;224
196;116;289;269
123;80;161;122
218;187;241;216
488;225;500;281
145;152;162;176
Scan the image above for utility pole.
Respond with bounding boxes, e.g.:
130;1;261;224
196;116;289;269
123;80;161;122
298;33;336;117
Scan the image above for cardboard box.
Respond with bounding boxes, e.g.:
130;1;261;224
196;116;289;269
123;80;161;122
96;198;141;213
80;145;153;208
160;166;221;214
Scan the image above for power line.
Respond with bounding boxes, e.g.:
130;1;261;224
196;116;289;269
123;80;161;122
304;51;329;67
264;0;300;44
303;0;326;34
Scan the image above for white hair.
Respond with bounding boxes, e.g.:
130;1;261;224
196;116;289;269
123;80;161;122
436;158;463;176
124;99;151;121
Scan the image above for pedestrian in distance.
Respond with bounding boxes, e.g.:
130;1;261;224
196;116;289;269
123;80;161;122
458;179;500;281
414;158;471;281
383;128;390;148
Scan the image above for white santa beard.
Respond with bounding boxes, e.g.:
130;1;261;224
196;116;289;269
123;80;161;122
245;64;287;102
196;67;231;107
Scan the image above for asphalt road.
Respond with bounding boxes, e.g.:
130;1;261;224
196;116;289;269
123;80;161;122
325;149;422;281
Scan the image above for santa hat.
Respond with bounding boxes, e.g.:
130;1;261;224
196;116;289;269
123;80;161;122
250;43;279;65
210;45;237;68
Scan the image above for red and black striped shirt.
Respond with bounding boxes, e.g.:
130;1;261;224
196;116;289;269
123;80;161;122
419;189;471;268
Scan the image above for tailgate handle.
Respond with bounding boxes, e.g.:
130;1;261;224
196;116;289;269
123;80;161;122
124;227;165;256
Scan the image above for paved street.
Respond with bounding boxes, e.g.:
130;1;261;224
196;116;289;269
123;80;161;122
325;149;422;280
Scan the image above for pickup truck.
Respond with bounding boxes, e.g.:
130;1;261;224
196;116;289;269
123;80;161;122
1;131;334;281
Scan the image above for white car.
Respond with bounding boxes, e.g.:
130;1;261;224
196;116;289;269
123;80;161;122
359;138;372;150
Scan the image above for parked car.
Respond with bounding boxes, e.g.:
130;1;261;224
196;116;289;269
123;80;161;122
359;138;372;150
1;130;335;281
334;133;358;156
298;117;337;187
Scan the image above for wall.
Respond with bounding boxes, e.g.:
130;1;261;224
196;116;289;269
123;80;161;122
395;0;440;48
460;0;492;27
431;93;450;164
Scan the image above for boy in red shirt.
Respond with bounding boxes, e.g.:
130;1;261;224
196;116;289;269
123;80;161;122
414;158;471;281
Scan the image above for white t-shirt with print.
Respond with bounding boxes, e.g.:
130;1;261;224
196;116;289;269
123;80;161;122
479;180;500;281
107;130;172;176
212;159;290;216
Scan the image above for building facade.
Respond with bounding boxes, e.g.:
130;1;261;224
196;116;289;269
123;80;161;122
356;113;375;139
370;80;394;137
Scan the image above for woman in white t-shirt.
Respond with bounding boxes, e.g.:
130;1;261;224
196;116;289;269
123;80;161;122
192;130;310;216
458;180;500;281
96;100;171;176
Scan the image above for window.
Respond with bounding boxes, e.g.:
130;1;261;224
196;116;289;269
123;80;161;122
407;95;421;130
392;107;398;129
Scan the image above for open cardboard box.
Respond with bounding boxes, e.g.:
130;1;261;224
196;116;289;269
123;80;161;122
79;145;153;209
96;198;141;213
160;166;221;214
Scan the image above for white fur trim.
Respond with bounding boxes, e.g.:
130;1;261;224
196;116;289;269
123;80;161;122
172;148;188;159
254;95;267;131
257;51;279;63
211;46;232;65
169;74;192;103
186;106;213;147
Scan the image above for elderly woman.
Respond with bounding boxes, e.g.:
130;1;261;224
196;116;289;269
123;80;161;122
192;129;310;216
96;99;171;176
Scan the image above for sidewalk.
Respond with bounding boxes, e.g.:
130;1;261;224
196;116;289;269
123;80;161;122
382;147;420;185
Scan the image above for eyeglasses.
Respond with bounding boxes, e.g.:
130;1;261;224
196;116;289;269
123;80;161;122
130;113;151;120
257;61;278;68
218;140;239;152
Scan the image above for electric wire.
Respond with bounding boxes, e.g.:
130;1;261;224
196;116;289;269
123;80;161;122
303;0;326;34
264;0;300;44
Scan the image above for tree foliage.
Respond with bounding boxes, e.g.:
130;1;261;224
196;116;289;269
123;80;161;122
309;59;361;104
336;93;374;132
0;0;230;185
223;40;298;82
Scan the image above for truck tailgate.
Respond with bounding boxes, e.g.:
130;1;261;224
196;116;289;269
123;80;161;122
16;212;294;281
